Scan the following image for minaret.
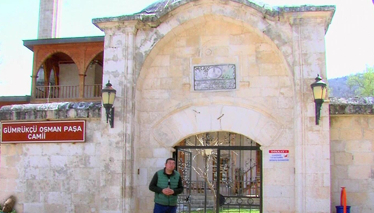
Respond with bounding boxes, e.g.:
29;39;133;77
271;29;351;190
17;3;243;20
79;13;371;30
37;0;61;38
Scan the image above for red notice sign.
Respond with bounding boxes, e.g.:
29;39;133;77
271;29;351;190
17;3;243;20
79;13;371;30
269;150;289;162
1;120;85;143
269;150;289;154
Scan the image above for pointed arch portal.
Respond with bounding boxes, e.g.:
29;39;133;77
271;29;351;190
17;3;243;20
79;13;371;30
150;105;283;212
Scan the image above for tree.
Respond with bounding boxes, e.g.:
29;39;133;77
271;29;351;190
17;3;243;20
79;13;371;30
181;133;257;212
347;66;374;97
191;135;220;211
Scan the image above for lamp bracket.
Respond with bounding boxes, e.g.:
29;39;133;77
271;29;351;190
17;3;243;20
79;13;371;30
105;106;114;128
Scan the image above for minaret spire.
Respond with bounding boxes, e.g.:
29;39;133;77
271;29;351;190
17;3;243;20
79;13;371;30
37;0;62;38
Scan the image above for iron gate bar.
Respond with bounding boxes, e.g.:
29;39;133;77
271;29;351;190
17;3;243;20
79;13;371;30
175;149;193;213
216;149;220;213
175;144;263;213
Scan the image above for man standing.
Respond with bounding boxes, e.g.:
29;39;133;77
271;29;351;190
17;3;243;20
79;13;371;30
149;158;184;213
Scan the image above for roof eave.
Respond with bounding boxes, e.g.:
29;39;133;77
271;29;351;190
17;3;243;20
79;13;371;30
23;36;105;51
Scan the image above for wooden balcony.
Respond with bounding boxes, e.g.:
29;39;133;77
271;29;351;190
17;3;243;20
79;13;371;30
32;84;102;103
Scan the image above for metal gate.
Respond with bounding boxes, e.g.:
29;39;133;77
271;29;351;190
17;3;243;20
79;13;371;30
175;132;262;213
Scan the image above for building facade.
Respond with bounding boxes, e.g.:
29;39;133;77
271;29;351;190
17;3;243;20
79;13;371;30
5;0;371;213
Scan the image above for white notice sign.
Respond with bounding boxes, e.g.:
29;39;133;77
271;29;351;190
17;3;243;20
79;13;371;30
269;150;289;162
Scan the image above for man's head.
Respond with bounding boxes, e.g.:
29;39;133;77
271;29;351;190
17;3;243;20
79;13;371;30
165;158;176;174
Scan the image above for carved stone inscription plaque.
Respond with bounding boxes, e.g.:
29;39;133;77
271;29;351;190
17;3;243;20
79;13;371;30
193;64;236;91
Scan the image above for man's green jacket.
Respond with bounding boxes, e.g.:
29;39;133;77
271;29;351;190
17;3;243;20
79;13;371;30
149;168;184;206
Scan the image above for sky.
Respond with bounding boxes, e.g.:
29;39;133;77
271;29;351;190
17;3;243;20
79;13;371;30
0;0;373;96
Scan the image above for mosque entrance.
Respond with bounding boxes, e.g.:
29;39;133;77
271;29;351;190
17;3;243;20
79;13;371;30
174;132;262;213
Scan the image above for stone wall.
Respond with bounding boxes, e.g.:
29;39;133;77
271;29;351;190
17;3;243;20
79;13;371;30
330;97;374;213
0;102;102;212
0;0;337;212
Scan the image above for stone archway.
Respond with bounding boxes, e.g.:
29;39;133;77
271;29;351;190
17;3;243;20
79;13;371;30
151;104;283;149
134;1;294;84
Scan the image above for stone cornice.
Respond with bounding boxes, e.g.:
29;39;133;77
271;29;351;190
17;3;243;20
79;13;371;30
285;6;335;33
0;102;101;121
93;20;140;33
92;0;335;30
329;97;374;115
2;98;373;120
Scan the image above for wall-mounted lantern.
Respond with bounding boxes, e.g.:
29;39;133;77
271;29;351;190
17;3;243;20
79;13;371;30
310;74;327;125
101;80;116;128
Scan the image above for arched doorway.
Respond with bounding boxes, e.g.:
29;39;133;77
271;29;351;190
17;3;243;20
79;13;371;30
174;132;262;213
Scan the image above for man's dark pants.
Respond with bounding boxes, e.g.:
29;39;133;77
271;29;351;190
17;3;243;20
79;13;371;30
153;203;177;213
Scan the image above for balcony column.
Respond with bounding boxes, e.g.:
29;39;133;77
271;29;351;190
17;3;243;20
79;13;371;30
31;75;38;99
79;74;86;98
43;61;52;98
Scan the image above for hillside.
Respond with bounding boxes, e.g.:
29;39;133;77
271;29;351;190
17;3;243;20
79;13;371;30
327;76;356;98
